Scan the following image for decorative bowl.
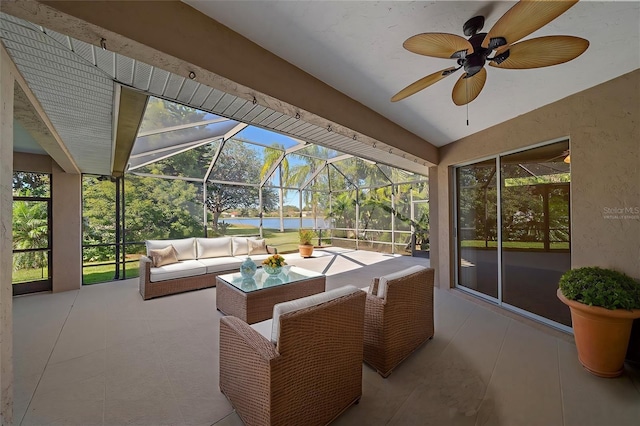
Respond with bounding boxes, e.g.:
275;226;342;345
263;265;282;276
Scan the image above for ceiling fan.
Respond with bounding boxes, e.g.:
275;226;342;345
391;0;589;106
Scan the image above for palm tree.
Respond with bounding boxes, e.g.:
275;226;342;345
287;145;330;221
260;144;289;231
12;201;48;271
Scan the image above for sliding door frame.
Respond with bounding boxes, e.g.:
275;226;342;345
453;137;572;333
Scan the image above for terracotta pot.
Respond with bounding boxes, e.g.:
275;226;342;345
298;244;314;258
557;289;640;377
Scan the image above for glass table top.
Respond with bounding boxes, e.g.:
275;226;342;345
217;266;325;293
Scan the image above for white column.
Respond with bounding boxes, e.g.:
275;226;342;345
0;44;15;425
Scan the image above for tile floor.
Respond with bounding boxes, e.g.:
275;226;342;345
12;248;640;425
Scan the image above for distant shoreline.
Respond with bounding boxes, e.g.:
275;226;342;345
219;217;320;229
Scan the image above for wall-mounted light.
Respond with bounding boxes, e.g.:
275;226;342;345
100;38;107;50
188;71;196;79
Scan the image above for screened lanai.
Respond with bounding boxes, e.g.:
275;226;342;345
129;96;428;247
80;97;429;284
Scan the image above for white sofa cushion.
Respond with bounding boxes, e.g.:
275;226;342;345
197;237;232;259
235;254;272;263
377;265;427;298
197;256;243;274
147;238;196;261
149;259;206;282
270;285;359;344
232;237;260;256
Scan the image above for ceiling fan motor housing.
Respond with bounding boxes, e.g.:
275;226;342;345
462;33;490;77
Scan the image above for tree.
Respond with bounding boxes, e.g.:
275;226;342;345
125;175;203;241
12;201;48;270
330;191;356;229
260;144;288;231
206;141;277;229
13;172;49;197
287;146;333;220
82;175;204;262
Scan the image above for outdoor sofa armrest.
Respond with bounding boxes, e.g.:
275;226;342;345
138;256;152;299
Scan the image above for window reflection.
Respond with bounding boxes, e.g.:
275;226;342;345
456;160;499;298
500;141;571;326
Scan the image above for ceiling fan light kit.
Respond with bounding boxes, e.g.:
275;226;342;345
392;0;589;106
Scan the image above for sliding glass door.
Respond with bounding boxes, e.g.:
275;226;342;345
455;159;498;299
455;140;572;328
500;141;571;326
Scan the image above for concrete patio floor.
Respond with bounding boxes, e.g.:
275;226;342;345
12;248;640;425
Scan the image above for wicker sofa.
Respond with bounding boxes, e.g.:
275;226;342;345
363;265;435;377
139;236;274;300
219;285;366;426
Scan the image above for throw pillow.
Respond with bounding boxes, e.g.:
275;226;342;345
248;238;268;255
149;245;179;267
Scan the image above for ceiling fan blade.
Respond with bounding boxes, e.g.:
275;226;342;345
482;0;579;49
404;33;473;59
490;36;589;69
391;67;458;102
452;68;487;106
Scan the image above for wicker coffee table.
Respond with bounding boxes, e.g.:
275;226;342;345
216;266;326;324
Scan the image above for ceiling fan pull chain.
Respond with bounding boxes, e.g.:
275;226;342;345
466;78;469;126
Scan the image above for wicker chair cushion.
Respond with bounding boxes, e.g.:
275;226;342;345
377;265;428;298
148;245;179;267
250;318;273;341
232;237;260;256
149;259;206;282
271;285;359;343
146;238;196;261
196;237;232;258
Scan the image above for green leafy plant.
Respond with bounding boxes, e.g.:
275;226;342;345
298;228;317;245
559;267;640;310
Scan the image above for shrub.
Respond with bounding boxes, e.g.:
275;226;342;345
559;267;640;310
298;228;317;245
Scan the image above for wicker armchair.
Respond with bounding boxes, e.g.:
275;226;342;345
363;266;435;378
219;286;366;426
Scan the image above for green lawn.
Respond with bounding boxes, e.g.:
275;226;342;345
460;240;569;250
212;226;330;253
82;261;140;285
12;267;48;284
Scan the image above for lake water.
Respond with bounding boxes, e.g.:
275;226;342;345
219;217;319;229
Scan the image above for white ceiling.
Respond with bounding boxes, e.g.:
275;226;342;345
185;0;640;147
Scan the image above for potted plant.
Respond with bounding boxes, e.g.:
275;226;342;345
298;228;317;258
557;266;640;377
